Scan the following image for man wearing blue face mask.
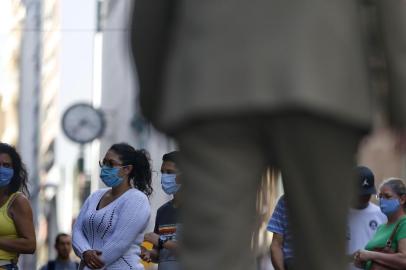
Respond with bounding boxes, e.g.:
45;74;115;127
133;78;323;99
141;151;181;270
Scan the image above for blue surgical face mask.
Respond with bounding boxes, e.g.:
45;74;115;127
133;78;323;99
100;166;124;187
0;167;14;187
161;173;180;195
379;198;401;216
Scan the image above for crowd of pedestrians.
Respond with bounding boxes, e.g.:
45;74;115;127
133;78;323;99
267;165;406;270
2;139;406;270
0;142;183;270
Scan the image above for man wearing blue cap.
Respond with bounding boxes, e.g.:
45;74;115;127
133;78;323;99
347;166;386;270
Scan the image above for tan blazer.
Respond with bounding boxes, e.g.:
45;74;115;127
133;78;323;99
131;0;406;134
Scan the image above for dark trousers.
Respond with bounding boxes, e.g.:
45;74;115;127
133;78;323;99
0;264;18;270
285;258;294;270
176;113;363;270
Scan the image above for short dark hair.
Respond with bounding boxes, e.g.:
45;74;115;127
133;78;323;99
162;151;179;164
55;233;70;245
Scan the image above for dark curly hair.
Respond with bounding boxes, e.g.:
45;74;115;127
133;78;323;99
0;142;29;196
109;143;153;197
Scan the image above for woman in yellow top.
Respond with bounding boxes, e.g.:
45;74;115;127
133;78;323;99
0;143;36;269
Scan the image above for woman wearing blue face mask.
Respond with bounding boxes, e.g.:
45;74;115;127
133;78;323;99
0;143;36;270
354;178;406;269
72;143;152;270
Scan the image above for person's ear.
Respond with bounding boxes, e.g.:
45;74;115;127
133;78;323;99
400;194;406;206
122;165;133;176
175;173;181;185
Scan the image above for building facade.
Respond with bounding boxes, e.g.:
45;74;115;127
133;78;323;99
0;1;25;145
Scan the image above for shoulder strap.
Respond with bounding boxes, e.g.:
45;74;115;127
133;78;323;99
6;192;21;210
3;192;22;216
386;219;406;248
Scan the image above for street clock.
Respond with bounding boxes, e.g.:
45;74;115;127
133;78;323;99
61;103;105;144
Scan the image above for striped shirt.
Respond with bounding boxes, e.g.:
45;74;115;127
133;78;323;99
267;195;294;259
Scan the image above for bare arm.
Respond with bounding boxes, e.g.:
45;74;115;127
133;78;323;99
270;233;285;270
358;239;406;269
144;232;178;253
162;240;178;253
0;194;36;254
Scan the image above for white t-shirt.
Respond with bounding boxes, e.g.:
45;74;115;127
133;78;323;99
347;202;387;270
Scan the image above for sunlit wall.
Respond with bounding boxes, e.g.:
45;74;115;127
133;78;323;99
0;1;25;145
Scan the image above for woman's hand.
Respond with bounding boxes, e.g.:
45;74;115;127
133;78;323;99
83;250;105;269
358;249;374;261
353;249;371;268
140;247;152;263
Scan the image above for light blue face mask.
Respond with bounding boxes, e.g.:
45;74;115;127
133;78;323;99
0;167;14;187
161;173;180;195
379;198;401;216
100;166;124;188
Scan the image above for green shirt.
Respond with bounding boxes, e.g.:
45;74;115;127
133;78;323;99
364;216;406;270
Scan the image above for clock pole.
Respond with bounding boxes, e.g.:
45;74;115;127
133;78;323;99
61;103;105;209
78;144;85;174
77;143;91;204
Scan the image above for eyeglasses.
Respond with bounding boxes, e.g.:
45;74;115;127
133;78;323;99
99;159;123;168
0;162;12;169
376;193;395;200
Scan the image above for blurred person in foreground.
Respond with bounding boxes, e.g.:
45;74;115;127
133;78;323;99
354;178;406;269
40;233;79;270
348;166;386;270
130;1;406;270
268;195;293;270
72;143;152;270
0;143;36;270
141;151;181;270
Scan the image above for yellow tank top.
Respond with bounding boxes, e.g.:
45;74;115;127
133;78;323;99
0;193;19;260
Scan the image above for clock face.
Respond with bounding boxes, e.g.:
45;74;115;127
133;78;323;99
62;103;105;144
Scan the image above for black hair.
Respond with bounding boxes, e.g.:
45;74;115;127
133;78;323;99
0;142;29;196
162;151;179;164
55;233;70;245
109;143;153;197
